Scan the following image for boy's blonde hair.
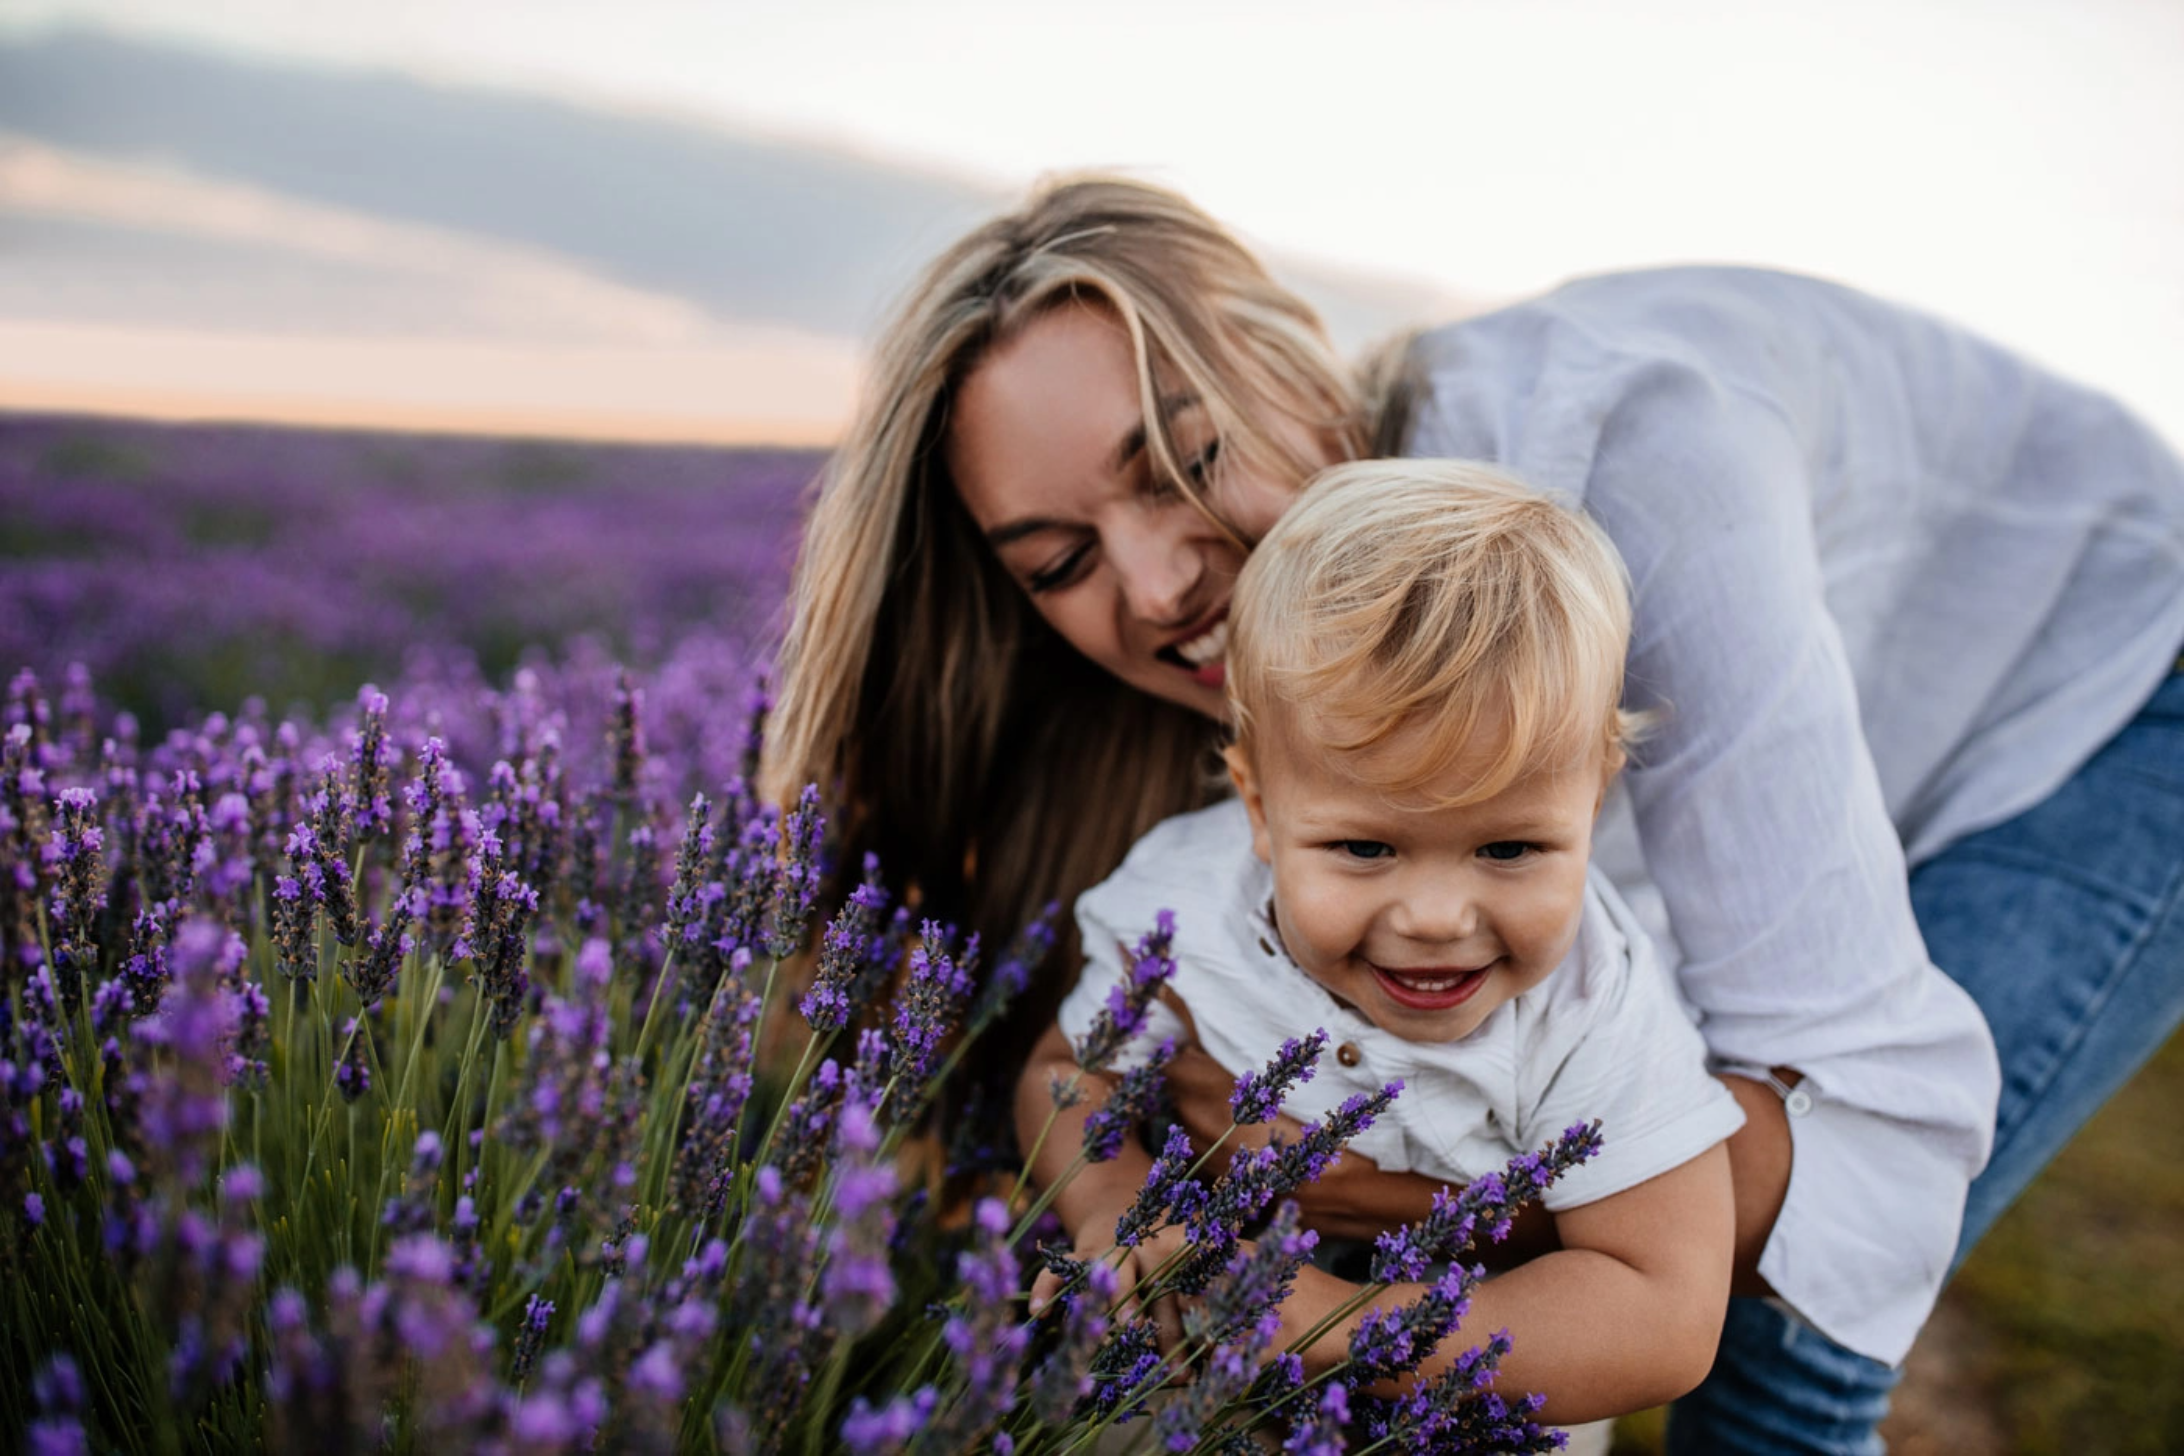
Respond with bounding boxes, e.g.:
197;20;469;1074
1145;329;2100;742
1228;459;1642;805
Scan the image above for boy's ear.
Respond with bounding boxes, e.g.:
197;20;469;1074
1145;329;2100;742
1593;738;1627;817
1223;744;1274;864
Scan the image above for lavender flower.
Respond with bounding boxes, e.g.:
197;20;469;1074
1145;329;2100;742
1080;1038;1176;1163
923;1199;1025;1449
1115;1124;1208;1251
818;1101;898;1340
888;922;977;1096
350;686;396;837
673;979;760;1218
799;859;891;1031
132;920;242;1187
349;736;446;1003
457;819;540;1038
1346;1265;1476;1382
1027;1260;1118;1422
46;785;107;1010
28;1352;89;1456
1230;1030;1326;1125
1283;1382;1351;1456
1370;1121;1602;1283
1268;1081;1404;1193
841;1388;937;1455
1072;910;1178;1076
764;782;825;957
334;1018;372;1102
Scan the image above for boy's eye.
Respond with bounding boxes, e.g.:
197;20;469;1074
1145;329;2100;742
1478;841;1534;862
1339;840;1394;861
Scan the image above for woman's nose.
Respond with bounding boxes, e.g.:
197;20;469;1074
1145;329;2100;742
1110;518;1200;626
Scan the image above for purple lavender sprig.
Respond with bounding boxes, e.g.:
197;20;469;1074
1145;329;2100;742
887;922;977;1099
1371;1329;1563;1454
918;1199;1025;1452
46;786;108;1010
1026;1260;1118;1422
348;736;445;1004
1370;1120;1603;1284
1079;1038;1175;1164
966;899;1060;1037
799;859;891;1031
455;819;540;1039
1072;910;1178;1078
349;687;396;838
1268;1081;1404;1194
673;979;760;1219
1231;1030;1326;1126
763;782;825;958
1113;1123;1208;1252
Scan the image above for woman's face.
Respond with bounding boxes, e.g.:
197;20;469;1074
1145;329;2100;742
946;302;1332;721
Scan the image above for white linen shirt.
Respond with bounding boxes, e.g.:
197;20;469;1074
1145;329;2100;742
1402;266;2184;1364
1056;800;1746;1214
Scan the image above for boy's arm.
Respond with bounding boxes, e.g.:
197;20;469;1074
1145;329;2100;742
1281;1141;1735;1426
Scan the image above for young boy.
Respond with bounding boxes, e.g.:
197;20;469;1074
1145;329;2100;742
1016;460;1745;1427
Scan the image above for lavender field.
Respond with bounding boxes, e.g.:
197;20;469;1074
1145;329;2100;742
0;413;1599;1453
1;416;816;732
4;412;2175;1454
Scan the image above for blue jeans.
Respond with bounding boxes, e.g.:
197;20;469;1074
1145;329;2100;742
1667;663;2184;1455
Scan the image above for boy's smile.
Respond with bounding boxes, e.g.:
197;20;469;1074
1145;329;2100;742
1230;723;1614;1044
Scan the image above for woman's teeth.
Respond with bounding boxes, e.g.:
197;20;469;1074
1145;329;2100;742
1175;618;1228;668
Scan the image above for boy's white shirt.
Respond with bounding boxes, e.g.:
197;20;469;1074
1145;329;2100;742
1055;798;1745;1213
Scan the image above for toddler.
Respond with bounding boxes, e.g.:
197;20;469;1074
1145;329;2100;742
1018;459;1745;1426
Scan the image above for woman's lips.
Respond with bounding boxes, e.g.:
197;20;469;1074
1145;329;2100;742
1370;962;1492;1012
1159;608;1229;688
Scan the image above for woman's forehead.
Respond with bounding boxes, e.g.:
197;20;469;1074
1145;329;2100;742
946;304;1199;526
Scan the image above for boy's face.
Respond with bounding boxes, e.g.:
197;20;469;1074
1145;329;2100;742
1229;721;1613;1044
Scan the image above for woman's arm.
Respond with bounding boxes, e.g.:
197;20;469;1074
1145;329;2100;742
1283;1143;1735;1426
1573;367;1998;1361
1016;1021;1188;1326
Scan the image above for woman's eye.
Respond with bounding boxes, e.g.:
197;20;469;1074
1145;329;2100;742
1339;840;1394;861
1027;547;1089;594
1479;841;1534;862
1187;437;1222;483
1148;439;1220;501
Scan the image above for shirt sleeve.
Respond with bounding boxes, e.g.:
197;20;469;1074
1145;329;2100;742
1583;364;2000;1364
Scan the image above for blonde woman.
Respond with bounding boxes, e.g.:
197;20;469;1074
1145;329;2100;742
765;177;2184;1454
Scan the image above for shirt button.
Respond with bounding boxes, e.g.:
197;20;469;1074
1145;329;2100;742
1336;1042;1362;1068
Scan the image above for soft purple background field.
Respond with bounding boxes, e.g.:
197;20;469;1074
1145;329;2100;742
1;413;819;730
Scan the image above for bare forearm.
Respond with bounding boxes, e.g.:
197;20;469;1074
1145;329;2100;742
1013;1033;1151;1240
1288;1149;1734;1426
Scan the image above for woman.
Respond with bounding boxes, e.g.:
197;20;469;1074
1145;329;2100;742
764;177;2184;1453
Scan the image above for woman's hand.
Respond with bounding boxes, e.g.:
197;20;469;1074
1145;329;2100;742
1717;1071;1797;1296
1031;1219;1193;1355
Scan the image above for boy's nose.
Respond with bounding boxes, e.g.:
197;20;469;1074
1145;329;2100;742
1389;885;1480;946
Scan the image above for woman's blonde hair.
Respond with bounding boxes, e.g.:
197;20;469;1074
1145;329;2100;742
1228;459;1642;805
763;176;1371;1053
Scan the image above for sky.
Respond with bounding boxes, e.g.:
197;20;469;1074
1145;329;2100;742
3;0;2181;444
